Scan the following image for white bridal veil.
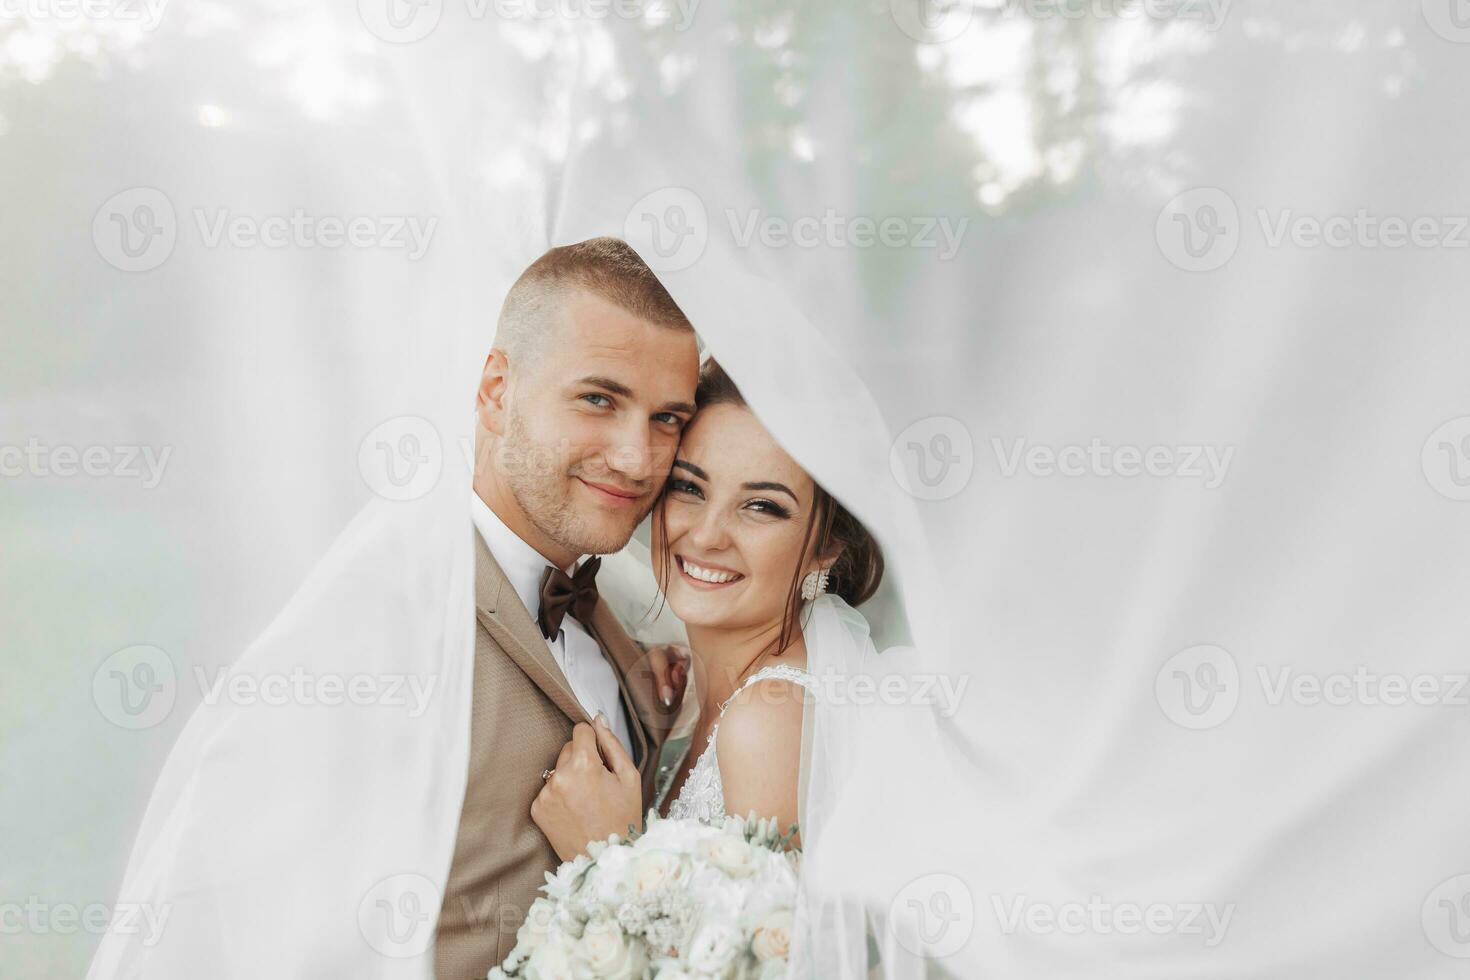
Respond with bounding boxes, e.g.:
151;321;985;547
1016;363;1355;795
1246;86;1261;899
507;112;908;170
6;0;1470;978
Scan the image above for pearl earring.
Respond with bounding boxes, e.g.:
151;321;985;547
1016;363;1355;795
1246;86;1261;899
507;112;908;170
801;567;830;601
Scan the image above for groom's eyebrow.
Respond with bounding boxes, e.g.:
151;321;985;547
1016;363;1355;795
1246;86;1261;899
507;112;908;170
577;375;634;398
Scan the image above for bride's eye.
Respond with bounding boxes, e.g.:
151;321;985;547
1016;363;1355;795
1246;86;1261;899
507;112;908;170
745;498;791;519
667;477;703;498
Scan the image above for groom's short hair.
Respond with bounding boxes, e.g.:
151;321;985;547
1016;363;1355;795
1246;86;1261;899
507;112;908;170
494;237;692;367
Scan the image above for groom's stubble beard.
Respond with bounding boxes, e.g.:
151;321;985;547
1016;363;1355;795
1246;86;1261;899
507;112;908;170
498;406;655;558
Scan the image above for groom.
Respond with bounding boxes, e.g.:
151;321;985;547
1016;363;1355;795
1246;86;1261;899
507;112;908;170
436;237;701;977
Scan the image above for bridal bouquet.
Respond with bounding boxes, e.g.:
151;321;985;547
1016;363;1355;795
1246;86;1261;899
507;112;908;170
489;813;800;980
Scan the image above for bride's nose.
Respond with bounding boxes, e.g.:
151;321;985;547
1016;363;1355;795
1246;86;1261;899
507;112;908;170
687;506;731;551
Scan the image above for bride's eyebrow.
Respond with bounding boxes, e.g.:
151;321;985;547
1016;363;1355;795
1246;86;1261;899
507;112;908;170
672;459;707;479
743;480;797;503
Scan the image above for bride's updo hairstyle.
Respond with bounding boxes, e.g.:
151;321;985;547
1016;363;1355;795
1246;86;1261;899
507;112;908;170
692;360;884;653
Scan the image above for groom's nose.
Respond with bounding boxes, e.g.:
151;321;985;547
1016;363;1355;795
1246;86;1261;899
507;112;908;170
605;426;654;482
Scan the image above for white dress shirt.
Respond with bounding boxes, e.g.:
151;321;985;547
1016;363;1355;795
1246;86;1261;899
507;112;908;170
472;492;634;757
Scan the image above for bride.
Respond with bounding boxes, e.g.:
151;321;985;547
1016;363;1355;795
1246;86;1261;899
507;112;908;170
530;359;885;852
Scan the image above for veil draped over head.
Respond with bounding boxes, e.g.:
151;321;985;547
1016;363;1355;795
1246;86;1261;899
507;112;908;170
6;1;1470;978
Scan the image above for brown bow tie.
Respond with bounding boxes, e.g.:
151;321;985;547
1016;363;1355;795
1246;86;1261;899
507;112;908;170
537;556;601;640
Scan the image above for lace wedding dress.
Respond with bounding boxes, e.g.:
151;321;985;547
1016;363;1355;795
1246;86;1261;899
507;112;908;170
666;663;818;823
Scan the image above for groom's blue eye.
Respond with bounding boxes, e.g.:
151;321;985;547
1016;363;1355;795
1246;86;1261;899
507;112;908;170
652;412;683;426
581;393;612;408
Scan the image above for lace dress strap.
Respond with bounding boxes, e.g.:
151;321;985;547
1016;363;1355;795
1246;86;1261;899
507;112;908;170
717;663;818;717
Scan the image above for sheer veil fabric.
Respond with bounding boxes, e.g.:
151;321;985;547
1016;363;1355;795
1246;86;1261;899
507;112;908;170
4;1;1468;978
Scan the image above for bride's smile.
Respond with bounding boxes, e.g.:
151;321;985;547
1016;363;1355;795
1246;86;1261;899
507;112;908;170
675;555;746;587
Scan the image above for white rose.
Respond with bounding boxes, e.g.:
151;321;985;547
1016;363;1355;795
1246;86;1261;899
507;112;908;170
750;909;794;962
697;834;757;878
652;964;694;980
544;853;592;901
686;923;739;974
631;850;686;895
573;918;643;980
516;898;557;953
525;933;575;980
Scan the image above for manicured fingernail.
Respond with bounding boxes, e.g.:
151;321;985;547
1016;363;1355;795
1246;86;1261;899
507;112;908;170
595;712;609;727
660;686;674;707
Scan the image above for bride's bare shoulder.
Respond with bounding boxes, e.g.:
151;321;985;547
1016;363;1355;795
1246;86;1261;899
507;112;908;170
712;674;808;831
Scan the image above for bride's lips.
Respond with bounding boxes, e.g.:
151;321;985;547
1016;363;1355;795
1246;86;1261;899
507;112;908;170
676;555;746;589
577;477;644;506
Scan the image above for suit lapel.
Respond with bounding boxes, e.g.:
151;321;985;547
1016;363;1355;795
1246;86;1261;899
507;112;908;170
474;531;590;727
473;527;680;806
587;599;680;804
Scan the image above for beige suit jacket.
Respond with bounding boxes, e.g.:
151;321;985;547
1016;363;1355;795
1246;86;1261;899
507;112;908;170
434;531;678;980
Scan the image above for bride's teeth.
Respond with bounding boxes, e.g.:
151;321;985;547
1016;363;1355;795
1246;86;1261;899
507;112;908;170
682;559;739;584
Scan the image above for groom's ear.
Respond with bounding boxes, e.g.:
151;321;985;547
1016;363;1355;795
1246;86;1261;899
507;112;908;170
476;348;512;436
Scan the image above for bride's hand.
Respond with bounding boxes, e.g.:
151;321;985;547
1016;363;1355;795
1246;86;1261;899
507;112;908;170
646;643;690;709
531;715;642;862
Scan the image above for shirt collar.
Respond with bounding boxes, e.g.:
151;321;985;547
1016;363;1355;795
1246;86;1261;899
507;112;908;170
471;490;586;620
